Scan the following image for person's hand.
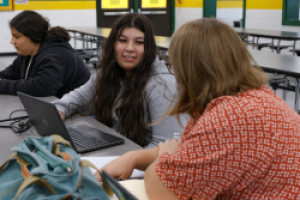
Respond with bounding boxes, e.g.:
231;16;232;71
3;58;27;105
58;110;65;120
157;139;180;157
94;152;136;182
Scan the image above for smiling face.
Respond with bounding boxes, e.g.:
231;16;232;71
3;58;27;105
10;27;40;57
114;27;145;77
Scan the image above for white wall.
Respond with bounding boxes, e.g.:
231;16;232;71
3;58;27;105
245;9;300;53
175;7;203;30
3;8;300;53
1;8;201;53
0;10;97;53
217;8;243;27
246;9;300;32
0;11;21;53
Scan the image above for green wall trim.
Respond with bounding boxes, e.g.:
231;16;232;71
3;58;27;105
203;0;216;18
282;0;287;24
282;20;300;26
134;0;138;13
242;0;246;28
203;0;245;27
172;0;175;33
282;0;300;27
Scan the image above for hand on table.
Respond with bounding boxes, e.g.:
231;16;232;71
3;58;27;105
94;152;135;182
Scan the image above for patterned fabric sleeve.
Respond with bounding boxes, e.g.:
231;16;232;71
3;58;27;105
155;90;281;200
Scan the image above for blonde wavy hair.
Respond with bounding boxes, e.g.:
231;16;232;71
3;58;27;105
168;18;268;121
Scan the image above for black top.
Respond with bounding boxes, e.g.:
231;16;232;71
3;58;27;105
0;38;90;98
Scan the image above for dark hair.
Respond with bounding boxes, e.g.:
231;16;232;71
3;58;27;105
92;13;157;146
9;10;70;43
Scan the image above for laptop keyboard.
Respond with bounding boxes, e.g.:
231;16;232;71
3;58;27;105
67;127;108;150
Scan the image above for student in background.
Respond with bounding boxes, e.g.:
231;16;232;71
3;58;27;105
96;18;300;200
0;10;90;98
53;13;188;148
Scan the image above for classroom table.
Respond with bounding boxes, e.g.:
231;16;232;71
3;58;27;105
66;27;171;59
248;48;300;111
67;27;171;44
234;28;300;55
0;94;142;164
155;36;170;58
248;48;300;78
67;27;111;62
68;27;300;56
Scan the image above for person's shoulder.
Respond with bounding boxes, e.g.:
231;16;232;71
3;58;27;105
238;86;286;110
38;39;73;54
145;72;176;97
204;88;270;116
147;57;176;85
150;56;171;75
90;72;98;81
35;41;76;65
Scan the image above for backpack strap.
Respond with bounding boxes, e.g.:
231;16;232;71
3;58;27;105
52;135;72;148
14;175;56;200
1;135;71;175
79;159;115;197
51;135;72;154
0;153;31;178
0;153;17;173
51;135;73;162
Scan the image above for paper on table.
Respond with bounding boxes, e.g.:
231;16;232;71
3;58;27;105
81;156;145;178
119;180;149;200
108;180;148;200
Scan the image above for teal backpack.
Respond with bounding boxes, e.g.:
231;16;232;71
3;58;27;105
0;135;115;200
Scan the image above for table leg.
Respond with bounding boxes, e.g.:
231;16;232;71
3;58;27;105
293;40;296;56
162;49;167;60
295;78;300;112
283;75;288;101
82;33;86;54
276;39;281;54
74;32;77;50
96;36;101;56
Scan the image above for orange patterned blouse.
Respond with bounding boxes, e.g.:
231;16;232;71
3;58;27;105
156;86;300;200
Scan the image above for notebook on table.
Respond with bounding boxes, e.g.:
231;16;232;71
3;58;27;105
17;92;125;153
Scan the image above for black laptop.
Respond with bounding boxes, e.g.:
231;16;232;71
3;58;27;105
17;92;125;153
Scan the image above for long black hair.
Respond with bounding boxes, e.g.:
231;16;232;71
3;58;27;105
92;13;157;146
9;10;70;43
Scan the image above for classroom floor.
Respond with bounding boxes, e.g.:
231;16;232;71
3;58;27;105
0;50;299;113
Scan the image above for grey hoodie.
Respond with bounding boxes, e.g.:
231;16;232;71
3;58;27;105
52;56;189;148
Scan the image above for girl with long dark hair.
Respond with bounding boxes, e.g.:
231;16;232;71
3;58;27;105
53;13;188;148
